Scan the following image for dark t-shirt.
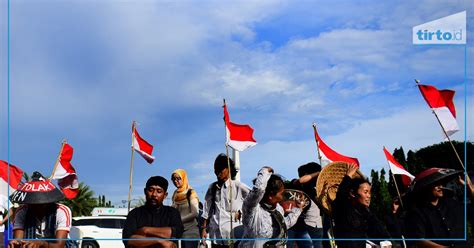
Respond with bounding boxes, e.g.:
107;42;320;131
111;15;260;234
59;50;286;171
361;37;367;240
122;204;184;247
405;197;468;247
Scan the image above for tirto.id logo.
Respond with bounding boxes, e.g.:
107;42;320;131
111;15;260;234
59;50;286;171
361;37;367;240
416;29;462;42
413;11;466;45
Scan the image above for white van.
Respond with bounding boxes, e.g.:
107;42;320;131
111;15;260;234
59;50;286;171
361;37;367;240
70;216;126;248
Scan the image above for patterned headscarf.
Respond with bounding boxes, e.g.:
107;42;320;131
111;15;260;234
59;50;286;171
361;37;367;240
171;169;198;204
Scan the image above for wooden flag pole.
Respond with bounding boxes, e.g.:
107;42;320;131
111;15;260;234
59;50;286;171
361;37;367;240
128;121;136;213
312;123;323;166
387;163;405;209
223;99;234;247
312;123;337;248
387;164;408;248
50;139;67;179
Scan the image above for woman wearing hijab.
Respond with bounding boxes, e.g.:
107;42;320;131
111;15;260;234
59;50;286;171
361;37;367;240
171;169;200;248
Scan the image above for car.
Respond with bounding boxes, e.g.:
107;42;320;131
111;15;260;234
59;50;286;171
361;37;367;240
70;216;126;248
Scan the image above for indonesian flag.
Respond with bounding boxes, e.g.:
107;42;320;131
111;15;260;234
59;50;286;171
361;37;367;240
418;84;459;137
0;160;24;198
223;103;257;152
132;122;155;164
312;123;360;167
383;147;414;186
51;143;79;199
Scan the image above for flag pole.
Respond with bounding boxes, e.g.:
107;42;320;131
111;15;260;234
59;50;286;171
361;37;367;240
128;121;136;213
312;123;323;166
384;152;408;248
388;167;408;248
416;80;472;196
312;123;337;248
223;99;234;247
384;153;405;209
50;139;67;179
415;79;465;171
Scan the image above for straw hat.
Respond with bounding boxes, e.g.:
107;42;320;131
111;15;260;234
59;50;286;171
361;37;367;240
315;162;364;216
9;171;64;204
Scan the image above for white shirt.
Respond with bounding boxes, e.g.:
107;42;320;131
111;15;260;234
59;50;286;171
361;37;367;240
13;203;72;238
303;199;323;228
202;179;250;245
239;168;302;248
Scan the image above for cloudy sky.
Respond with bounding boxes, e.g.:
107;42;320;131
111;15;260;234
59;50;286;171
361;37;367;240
1;0;472;206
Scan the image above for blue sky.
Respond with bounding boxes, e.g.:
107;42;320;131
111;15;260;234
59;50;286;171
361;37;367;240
1;0;473;207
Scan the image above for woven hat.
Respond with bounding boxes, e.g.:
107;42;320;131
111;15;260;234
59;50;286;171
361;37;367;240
315;162;364;216
9;171;64;204
409;167;462;194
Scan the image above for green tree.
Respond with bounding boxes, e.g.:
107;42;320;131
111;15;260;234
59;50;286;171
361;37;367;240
393;147;407;168
370;169;391;218
61;182;97;217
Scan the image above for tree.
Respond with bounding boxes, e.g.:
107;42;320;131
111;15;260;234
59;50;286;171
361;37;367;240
61;182;97;217
370;169;391;218
95;194;114;208
393;147;407;168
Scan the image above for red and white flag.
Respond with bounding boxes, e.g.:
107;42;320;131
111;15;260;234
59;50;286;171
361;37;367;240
383;147;414;186
132;122;155;164
0;160;24;198
312;123;360;167
51;143;79;199
224;103;257;152
418;84;459;137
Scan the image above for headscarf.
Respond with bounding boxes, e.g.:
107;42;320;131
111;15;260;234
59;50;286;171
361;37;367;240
171;169;199;205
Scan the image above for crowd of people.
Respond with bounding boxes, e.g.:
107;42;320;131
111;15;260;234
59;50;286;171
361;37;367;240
2;153;474;248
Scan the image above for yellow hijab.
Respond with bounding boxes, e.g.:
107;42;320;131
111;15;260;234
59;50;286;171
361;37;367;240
171;169;199;205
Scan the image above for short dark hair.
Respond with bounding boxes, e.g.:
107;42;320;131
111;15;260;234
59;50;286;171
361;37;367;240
263;174;284;199
298;162;322;177
214;153;237;179
145;176;168;192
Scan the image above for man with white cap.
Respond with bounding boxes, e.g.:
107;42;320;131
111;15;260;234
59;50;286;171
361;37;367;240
8;172;72;248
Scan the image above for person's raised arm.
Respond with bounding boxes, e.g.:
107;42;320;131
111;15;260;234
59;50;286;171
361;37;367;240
296;171;320;185
242;166;273;215
335;164;358;202
459;175;474;201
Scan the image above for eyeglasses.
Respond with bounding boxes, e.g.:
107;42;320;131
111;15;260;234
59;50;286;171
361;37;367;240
171;177;182;182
